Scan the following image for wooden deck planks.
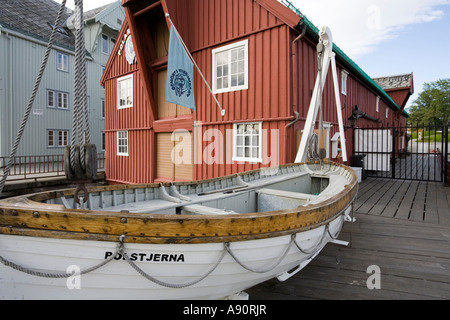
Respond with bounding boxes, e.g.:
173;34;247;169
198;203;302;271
435;183;450;226
354;178;450;226
248;213;450;300
409;181;427;222
395;180;419;220
355;180;396;214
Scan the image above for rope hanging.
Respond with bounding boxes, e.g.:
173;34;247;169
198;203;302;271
0;211;351;288
64;0;97;204
0;0;68;195
71;0;89;171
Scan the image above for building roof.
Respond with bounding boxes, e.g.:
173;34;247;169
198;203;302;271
373;73;414;92
0;0;122;51
76;1;124;31
0;0;75;50
84;4;112;21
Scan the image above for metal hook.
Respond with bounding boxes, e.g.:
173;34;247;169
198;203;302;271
74;183;89;205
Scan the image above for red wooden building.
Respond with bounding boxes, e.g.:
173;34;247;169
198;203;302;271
101;0;411;185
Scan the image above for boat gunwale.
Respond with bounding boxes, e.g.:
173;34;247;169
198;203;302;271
0;162;358;244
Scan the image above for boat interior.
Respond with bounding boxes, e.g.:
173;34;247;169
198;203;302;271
45;164;353;216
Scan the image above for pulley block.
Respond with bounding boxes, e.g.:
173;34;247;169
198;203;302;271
64;144;98;204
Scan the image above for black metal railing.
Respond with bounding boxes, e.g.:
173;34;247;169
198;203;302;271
352;123;449;183
0;153;105;182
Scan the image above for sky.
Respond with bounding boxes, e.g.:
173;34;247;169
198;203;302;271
57;0;450;111
57;0;117;11
54;0;120;11
285;0;450;111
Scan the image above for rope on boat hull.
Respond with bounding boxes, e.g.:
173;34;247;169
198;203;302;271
0;211;348;289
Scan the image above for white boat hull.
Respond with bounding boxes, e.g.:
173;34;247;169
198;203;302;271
0;215;344;300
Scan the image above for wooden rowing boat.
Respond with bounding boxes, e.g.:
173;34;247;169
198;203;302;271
0;161;357;300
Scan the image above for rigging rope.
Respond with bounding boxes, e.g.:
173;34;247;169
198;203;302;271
0;210;352;288
64;0;97;205
0;0;68;195
120;241;227;289
71;0;90;173
0;238;122;279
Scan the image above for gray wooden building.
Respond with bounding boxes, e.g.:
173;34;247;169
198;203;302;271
0;0;124;159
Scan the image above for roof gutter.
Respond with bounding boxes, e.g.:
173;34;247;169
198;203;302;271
0;24;75;55
0;24;93;61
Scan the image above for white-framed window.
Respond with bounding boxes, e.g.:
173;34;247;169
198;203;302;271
102;34;116;55
117;131;129;156
212;39;248;94
386;108;389;119
376;96;380;113
48;130;55;148
47;90;55;108
59;130;68;147
57;52;69;72
47;90;69;110
232;122;262;163
117;74;134;109
47;129;69;148
341;70;348;95
57;92;69;110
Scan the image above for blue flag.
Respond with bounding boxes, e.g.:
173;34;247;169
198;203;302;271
166;26;195;110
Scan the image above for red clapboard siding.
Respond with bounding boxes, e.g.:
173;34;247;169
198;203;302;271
102;0;409;184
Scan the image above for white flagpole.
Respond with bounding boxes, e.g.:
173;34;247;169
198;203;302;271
166;14;226;117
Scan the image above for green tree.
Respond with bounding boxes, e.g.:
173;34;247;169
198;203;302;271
408;79;450;125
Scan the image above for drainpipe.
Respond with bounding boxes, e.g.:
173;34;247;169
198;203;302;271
284;24;306;163
289;25;306;125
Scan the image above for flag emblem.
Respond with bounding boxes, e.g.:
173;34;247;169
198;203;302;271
169;69;192;98
166;25;195;110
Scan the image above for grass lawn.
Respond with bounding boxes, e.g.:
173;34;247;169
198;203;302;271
410;131;449;143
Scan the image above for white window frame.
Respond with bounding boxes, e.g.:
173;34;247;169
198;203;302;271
58;130;68;147
232;122;263;163
376;96;380;113
117;74;134;109
48;130;55;148
386;108;389;119
57;52;69;72
212;39;249;94
47;90;55;108
341;70;348;95
57;92;69;110
47;129;69;148
47;90;69;110
117;131;129;156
